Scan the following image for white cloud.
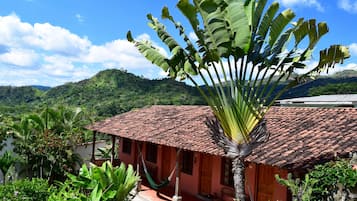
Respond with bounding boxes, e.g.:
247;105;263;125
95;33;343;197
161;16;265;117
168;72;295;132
75;14;84;23
0;14;91;56
0;48;38;67
42;55;75;76
27;22;91;56
83;39;154;69
0;14;169;86
83;34;167;69
338;0;357;13
278;0;324;12
349;43;357;56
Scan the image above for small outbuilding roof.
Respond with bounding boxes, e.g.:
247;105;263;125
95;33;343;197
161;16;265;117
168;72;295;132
277;94;357;107
87;105;357;170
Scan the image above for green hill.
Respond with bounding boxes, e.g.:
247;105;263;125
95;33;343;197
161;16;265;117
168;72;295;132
1;69;357;118
0;69;204;118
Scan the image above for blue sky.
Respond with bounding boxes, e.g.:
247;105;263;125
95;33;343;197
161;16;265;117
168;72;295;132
0;0;356;86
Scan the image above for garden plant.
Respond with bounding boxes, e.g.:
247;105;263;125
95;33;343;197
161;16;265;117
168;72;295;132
50;161;140;201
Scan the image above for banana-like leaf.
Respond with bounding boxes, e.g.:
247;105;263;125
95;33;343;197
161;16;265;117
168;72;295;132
257;2;279;43
225;0;251;53
147;14;181;53
306;45;350;76
269;9;295;47
252;0;268;34
198;0;231;59
127;31;170;72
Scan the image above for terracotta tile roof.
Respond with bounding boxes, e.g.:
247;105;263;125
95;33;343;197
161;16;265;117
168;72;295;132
86;105;357;170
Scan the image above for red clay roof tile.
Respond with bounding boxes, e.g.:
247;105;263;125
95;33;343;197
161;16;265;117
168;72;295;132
86;105;357;170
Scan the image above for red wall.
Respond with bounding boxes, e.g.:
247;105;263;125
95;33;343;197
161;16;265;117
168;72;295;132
118;139;136;167
118;139;289;201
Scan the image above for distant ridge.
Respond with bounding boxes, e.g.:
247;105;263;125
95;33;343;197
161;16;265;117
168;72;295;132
31;85;51;91
0;69;356;118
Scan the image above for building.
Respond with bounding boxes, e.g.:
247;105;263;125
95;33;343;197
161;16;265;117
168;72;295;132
276;94;357;107
86;105;357;201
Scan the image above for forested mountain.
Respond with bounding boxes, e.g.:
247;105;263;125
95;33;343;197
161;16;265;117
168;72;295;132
44;69;204;117
0;69;356;118
0;69;204;118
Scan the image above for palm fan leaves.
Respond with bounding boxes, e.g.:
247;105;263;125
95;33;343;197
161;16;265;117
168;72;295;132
128;0;349;200
128;0;349;145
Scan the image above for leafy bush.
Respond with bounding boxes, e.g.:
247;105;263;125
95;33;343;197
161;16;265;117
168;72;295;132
11;106;89;182
50;161;140;201
276;157;357;201
0;178;50;201
309;159;357;200
48;181;87;201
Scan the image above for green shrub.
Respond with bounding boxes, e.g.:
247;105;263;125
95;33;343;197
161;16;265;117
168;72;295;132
0;178;50;201
276;157;357;201
50;161;140;201
309;159;357;200
48;181;88;201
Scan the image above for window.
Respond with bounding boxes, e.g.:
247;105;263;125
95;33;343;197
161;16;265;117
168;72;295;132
145;143;157;163
221;157;234;187
122;138;132;154
181;151;193;175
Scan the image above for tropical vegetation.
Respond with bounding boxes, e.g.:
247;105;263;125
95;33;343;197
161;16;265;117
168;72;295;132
9;106;90;182
276;157;357;201
0;105;140;201
1;69;357;120
309;82;357;96
0;151;20;184
128;0;350;200
0;178;51;201
0;69;204;119
50;161;139;201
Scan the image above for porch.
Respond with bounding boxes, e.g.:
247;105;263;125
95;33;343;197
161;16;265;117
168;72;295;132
134;183;208;201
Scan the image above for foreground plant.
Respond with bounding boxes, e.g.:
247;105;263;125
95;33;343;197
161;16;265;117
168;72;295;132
0;178;50;201
55;161;140;201
128;0;349;200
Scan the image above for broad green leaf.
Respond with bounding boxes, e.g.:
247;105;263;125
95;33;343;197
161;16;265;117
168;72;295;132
257;2;279;41
225;1;251;53
90;185;102;201
269;9;295;47
252;0;268;34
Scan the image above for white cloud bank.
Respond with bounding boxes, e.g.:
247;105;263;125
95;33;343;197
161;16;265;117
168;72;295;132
349;43;357;56
0;14;165;86
278;0;324;11
338;0;357;13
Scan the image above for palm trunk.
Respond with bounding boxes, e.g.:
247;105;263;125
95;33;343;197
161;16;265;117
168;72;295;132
232;156;246;201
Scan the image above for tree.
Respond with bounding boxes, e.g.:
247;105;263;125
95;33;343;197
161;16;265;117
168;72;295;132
11;106;90;182
0;114;12;151
0;151;20;184
127;0;350;200
11;116;37;178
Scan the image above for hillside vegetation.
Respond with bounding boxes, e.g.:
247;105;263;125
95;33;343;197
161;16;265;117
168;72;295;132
0;69;357;118
0;69;204;118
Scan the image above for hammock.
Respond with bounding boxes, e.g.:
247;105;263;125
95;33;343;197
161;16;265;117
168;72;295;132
137;145;178;190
